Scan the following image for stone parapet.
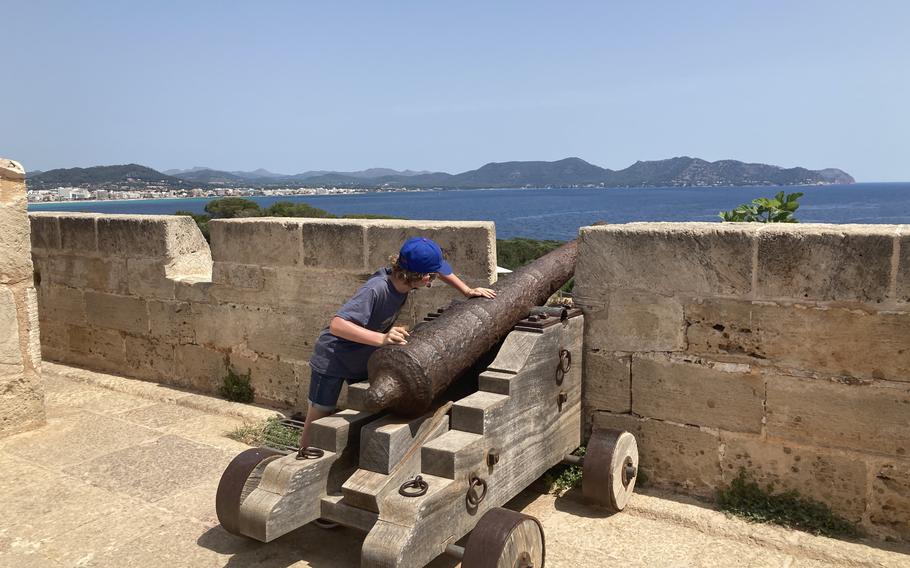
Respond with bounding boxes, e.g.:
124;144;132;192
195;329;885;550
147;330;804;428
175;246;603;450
0;159;43;438
577;221;910;541
30;214;496;414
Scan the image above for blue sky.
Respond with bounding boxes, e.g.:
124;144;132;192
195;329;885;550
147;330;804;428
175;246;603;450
4;1;909;180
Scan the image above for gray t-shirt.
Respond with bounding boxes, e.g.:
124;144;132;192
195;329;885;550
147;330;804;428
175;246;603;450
309;267;409;380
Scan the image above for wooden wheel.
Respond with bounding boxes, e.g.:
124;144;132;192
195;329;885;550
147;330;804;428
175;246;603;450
462;507;545;568
215;447;283;535
582;428;639;512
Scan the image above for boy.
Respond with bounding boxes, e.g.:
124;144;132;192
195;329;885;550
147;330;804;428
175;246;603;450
298;236;496;449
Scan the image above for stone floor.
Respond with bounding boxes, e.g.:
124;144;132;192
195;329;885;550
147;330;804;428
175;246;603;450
1;362;908;568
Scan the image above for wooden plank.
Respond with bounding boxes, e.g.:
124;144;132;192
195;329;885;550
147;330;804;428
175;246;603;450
310;408;376;453
421;430;484;479
321;494;378;532
477;370;516;395
449;391;509;434
344;381;371;411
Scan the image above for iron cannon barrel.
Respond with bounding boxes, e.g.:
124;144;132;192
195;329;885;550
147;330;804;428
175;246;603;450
366;239;577;416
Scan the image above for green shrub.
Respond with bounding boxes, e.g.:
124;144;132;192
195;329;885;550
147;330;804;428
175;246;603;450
719;191;803;223
496;238;565;271
542;446;586;495
219;369;255;403
717;469;859;538
204;197;262;219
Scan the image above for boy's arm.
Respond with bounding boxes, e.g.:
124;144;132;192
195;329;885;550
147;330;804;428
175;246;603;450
437;273;496;299
330;316;409;346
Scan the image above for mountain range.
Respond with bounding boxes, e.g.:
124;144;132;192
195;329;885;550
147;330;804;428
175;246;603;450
27;157;854;190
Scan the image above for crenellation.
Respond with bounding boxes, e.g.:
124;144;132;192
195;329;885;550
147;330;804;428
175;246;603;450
578;221;910;540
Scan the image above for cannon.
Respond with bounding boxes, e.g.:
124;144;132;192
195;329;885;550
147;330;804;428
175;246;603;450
216;245;639;567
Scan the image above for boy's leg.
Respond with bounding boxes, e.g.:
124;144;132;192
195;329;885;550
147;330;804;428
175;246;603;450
298;370;345;449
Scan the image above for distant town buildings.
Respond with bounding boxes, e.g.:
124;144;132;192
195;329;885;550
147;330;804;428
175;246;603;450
26;185;366;203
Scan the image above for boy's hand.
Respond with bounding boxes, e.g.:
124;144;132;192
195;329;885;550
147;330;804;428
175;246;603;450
382;326;410;345
467;287;496;299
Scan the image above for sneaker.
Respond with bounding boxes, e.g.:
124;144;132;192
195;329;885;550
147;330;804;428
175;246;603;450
313;518;339;529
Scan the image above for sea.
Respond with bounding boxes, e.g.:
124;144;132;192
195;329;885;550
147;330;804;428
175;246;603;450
28;182;910;241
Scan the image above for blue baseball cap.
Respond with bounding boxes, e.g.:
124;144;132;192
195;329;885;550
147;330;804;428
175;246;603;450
398;237;452;276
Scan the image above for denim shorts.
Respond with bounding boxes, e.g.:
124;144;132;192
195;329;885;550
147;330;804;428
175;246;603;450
308;370;363;412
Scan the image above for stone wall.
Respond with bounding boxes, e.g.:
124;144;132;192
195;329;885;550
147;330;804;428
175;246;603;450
575;222;910;541
1;160;43;438
30;214;495;411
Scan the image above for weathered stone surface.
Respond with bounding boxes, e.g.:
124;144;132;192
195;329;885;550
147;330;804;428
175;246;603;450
869;458;910;541
66;325;126;371
97;215;171;258
898;228;910;304
212;262;265;289
84;291;148;334
766;374;910;456
191;302;250;348
583;350;631;413
125;335;176;380
246;310;322;360
37;285;86;326
59;215;98;253
584;290;686;352
229;352;299;407
0;287;23;375
147;300;194;344
26;287;40;369
302;220;366;271
757;224;895;302
720;433;869;521
175;343;227;392
174;275;212;302
29;214;60;250
126;258;176;299
592;411;722;496
274;268;366;309
632;354;764;433
38;254;128;293
0;371;44;437
685;298;910;381
209;218;301;266
0;158;25;181
0;183;32;285
576;223;756;297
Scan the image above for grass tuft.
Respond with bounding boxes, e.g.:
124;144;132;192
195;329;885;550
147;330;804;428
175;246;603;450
542;446;586;496
219;369;255;403
226;416;300;449
717;469;859;538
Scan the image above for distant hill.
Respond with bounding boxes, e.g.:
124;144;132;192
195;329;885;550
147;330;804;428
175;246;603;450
28;158;854;190
27;164;191;190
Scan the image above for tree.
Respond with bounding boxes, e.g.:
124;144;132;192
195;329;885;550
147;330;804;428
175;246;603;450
719;191;803;223
264;201;335;218
204;197;262;219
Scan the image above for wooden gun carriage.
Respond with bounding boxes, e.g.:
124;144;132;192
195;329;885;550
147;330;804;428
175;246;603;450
216;306;639;567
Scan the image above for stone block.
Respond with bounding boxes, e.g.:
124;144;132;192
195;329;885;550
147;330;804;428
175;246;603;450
209;218;301;266
302;221;367;271
125;335;176;380
685;298;910;381
175;344;227;393
868;458;910;541
632;354;764;433
585;290;686;352
592;411;722;496
59;215;98;253
175;275;213;302
39;320;68;360
191;302;250;349
126;258;176;299
37;285;86;326
576;223;756;298
897;228;910;304
84;291;149;334
29;214;61;250
147;300;194;344
229;353;299;407
720;433;869;521
274;268;367;310
756;224;895;302
247;310;321;361
66;325;126;372
212;262;265;289
0;370;45;438
26;287;40;368
766;374;910;456
97;216;170;258
0;194;32;286
583;350;631;413
40;254;128;293
365;221;496;281
0;287;23;376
